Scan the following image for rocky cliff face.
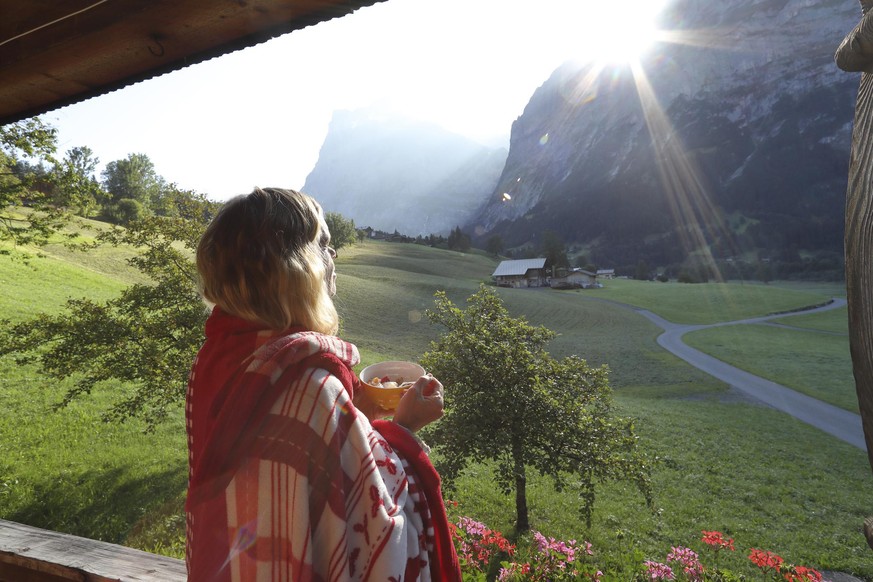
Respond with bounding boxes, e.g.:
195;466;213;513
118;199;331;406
471;0;861;274
302;108;506;236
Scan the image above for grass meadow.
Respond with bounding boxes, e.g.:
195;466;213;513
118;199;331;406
684;321;856;412
1;237;871;579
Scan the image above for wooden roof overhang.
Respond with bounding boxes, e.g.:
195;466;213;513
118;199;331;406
0;0;385;126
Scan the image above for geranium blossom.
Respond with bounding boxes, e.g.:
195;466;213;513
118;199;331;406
749;548;785;573
451;515;829;581
451;516;515;573
644;560;675;580
701;530;735;551
498;562;531;581
666;546;703;581
528;531;596;578
783;565;823;582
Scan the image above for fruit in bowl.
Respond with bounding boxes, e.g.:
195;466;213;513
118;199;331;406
359;361;426;410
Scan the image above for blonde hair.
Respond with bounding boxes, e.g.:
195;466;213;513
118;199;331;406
196;187;339;334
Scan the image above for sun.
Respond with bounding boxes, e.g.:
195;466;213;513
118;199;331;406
552;0;670;66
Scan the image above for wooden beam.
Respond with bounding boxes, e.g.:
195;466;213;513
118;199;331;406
0;519;185;582
836;0;873;552
0;0;385;125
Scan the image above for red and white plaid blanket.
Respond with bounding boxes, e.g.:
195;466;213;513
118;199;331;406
186;307;459;581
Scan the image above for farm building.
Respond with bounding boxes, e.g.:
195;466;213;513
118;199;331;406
596;269;616;279
492;258;548;288
551;269;601;289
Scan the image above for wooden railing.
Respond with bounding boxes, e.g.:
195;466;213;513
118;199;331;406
0;519;186;581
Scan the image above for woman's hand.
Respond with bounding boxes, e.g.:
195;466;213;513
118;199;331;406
392;374;445;433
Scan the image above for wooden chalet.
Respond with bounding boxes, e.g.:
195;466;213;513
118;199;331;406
550;268;600;289
492;258;547;288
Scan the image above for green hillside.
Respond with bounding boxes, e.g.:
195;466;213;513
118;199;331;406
0;237;870;579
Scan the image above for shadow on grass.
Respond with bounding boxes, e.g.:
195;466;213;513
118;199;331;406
8;461;187;551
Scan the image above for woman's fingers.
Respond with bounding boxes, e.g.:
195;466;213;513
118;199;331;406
420;375;442;397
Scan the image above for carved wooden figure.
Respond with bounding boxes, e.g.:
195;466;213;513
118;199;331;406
836;0;873;550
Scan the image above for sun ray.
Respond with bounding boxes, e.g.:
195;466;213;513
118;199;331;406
628;60;739;283
650;27;778;54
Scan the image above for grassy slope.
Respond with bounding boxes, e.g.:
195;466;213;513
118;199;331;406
585;278;833;324
0;238;187;555
777;305;849;334
588;278;856;409
0;250;129;320
1;239;871;578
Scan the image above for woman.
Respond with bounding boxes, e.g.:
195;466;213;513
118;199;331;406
185;187;460;581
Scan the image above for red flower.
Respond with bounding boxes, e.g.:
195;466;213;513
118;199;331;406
701;530;735;551
783;565;823;582
749;548;784;572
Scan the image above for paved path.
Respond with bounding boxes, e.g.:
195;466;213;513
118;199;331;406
613;297;866;450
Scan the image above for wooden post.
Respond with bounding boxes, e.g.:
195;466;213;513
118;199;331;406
836;0;873;551
0;519;186;582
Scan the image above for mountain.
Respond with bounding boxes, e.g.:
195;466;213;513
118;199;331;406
470;0;861;279
302;108;507;236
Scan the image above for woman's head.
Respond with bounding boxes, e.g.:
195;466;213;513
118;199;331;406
196;187;339;334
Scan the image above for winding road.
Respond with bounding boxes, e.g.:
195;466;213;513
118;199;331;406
614;297;866;450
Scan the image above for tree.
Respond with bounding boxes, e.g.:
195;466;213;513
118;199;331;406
420;285;651;532
485;234;504;256
1;120;105;244
540;229;569;270
324;211;357;251
635;260;651;281
0;118;63;244
101;153;166;218
48;146;103;217
678;256;711;284
0;188;220;429
756;260;773;284
426;233;445;248
105;198;146;225
447;226;471;251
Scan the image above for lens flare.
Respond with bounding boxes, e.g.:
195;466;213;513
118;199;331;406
221;520;258;568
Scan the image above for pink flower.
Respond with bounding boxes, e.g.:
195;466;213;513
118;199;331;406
644;560;675;580
458;516;488;536
451;516;515;573
526;531;596;579
497;562;530;581
666;546;703;581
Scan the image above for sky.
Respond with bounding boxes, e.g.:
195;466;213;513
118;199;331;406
44;0;669;201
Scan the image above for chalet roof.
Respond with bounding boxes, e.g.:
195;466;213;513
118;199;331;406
1;0;384;125
492;258;547;277
552;268;596;279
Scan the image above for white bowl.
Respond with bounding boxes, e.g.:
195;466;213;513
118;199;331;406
359;361;426;409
